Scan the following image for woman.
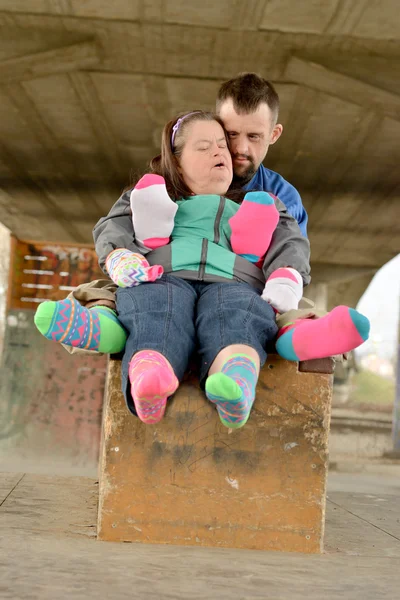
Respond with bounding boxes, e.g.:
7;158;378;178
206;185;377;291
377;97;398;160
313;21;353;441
35;111;369;427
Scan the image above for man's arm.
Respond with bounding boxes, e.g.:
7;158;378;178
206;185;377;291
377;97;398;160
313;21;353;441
293;200;308;238
253;166;308;237
93;189;143;273
269;176;308;238
262;197;311;286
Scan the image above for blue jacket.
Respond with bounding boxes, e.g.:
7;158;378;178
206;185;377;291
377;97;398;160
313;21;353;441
243;166;308;237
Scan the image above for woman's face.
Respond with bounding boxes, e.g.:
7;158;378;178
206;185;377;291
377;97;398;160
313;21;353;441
178;120;233;195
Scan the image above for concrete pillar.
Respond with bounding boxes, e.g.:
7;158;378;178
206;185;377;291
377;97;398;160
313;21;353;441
305;282;328;312
392;296;400;451
0;223;11;360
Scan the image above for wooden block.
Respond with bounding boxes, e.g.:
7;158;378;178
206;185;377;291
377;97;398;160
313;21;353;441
299;357;335;374
98;355;333;553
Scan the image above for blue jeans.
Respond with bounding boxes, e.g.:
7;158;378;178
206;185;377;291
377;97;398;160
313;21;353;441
116;275;278;415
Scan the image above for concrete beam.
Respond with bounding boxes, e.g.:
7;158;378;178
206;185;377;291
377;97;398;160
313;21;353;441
0;40;101;84
284;56;400;122
69;72;125;179
1;82;113;215
0;143;86;243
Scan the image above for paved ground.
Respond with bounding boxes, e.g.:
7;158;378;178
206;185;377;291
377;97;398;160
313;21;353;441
0;469;399;600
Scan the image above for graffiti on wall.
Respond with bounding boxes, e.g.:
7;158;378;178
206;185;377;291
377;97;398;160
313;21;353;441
0;239;107;471
9;240;105;310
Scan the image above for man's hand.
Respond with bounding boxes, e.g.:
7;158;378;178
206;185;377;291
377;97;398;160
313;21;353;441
105;248;163;288
261;267;303;314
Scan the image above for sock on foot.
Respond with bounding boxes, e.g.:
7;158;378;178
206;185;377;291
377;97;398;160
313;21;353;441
130;174;178;250
129;350;179;424
229;191;279;263
276;305;370;361
34;298;127;354
205;354;258;429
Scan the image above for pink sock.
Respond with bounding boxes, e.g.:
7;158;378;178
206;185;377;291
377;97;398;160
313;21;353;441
276;306;370;361
129;350;179;424
229;191;279;263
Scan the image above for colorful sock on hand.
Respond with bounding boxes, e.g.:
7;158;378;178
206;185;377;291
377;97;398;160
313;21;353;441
129;350;179;424
106;248;163;288
205;354;258;429
130;174;178;250
34;298;127;354
276;305;370;361
229;191;279;263
262;267;303;313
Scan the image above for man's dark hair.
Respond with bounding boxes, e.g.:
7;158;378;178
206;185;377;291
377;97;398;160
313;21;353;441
216;72;280;123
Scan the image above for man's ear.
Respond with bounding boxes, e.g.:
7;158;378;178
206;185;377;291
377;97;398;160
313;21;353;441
270;123;283;145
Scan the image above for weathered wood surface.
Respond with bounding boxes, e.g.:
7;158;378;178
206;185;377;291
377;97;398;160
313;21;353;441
98;355;333;553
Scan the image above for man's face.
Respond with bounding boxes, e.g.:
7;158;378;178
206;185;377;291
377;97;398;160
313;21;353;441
218;99;283;185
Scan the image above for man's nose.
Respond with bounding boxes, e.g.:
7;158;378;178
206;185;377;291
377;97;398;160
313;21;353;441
231;136;248;156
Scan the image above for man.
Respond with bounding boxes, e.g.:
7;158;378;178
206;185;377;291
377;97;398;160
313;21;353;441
34;73;369;360
217;73;307;236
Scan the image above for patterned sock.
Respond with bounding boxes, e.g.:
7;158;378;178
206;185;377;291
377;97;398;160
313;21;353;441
276;306;370;361
205;354;258;429
129;350;179;424
130;174;178;249
229;191;279;263
34;298;127;353
106;249;163;288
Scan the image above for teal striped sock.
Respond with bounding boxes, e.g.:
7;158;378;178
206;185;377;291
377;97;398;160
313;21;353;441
205;354;258;428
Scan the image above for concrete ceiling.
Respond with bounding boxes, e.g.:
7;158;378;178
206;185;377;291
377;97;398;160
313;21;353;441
0;1;399;307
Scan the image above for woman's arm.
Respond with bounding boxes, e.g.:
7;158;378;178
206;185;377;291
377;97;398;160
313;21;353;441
93;189;164;288
93;189;142;273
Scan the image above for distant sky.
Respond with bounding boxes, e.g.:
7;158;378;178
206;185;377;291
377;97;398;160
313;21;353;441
357;254;400;360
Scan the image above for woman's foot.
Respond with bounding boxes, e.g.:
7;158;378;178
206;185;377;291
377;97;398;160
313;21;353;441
276;306;370;361
34;298;127;353
129;350;179;424
205;354;258;428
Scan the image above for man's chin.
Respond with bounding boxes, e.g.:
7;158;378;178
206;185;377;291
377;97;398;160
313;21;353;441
232;166;256;186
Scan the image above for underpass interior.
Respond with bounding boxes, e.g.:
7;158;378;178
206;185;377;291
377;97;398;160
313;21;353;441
0;3;399;597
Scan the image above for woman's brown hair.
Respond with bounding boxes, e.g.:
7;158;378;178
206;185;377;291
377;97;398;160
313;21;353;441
149;110;229;200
